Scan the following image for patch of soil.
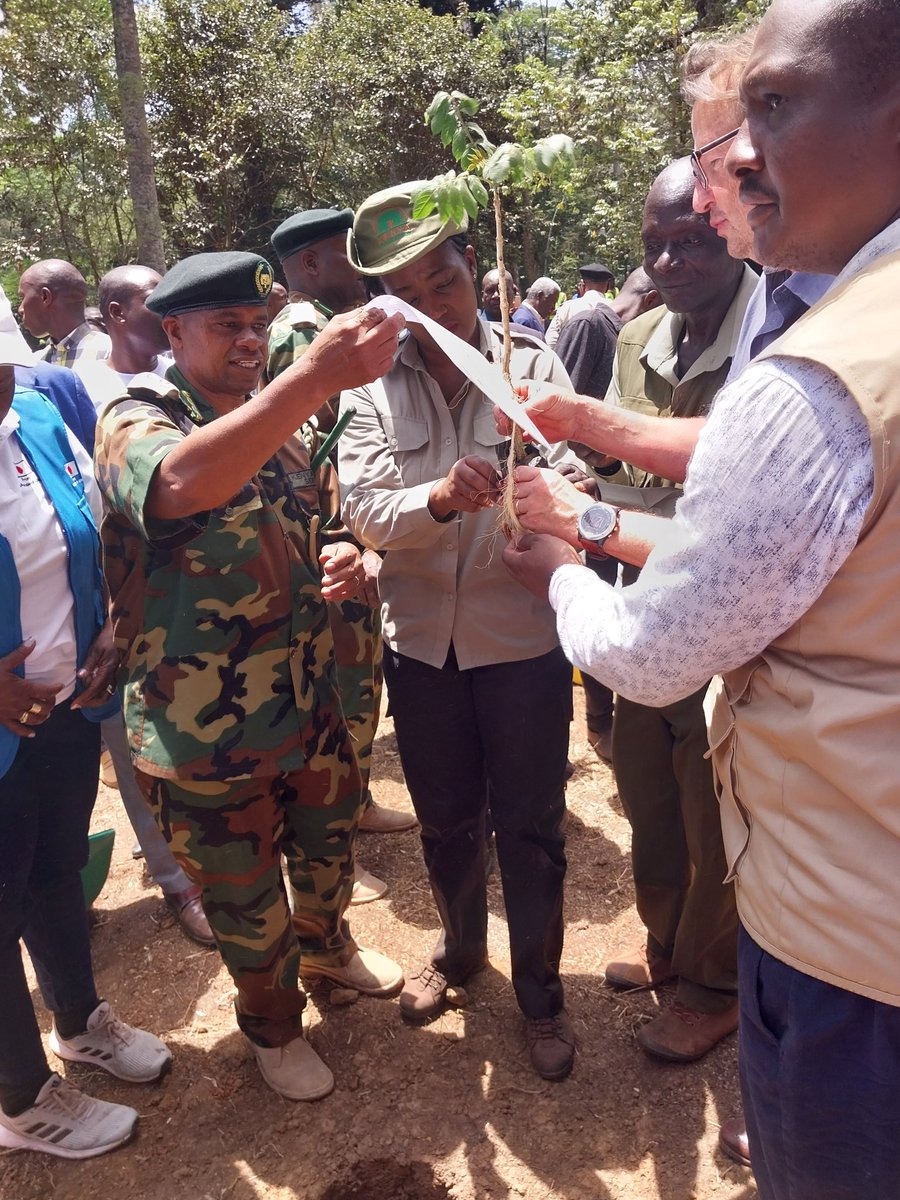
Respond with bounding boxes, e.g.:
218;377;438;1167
1;690;757;1200
320;1159;451;1200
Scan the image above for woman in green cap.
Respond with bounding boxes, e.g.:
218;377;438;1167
340;181;577;1081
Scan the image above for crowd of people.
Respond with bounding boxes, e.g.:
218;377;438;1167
0;0;898;1196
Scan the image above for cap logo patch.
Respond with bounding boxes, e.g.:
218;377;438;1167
255;262;274;296
376;208;414;246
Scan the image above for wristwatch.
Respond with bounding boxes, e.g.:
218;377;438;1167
576;502;620;557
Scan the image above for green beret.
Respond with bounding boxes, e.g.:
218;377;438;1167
271;208;354;263
146;251;274;317
347;181;468;277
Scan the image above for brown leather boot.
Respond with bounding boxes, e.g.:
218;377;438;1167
525;1010;576;1081
719;1116;751;1167
399;964;449;1022
636;1000;739;1062
164;886;215;948
358;800;418;834
605;944;675;990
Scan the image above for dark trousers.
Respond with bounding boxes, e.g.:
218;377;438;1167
739;925;900;1199
581;555;617;733
0;702;101;1114
613;685;737;1012
383;644;571;1018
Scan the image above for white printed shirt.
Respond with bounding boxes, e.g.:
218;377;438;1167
547;220;900;705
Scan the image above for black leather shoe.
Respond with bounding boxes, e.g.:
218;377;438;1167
525;1010;575;1080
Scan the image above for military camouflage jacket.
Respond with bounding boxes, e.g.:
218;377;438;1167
95;366;349;781
264;292;330;383
265;293;341;434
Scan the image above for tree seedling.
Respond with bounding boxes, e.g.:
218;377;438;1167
415;90;575;529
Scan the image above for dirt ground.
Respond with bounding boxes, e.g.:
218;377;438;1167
2;688;757;1200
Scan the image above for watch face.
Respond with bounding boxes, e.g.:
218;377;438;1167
579;503;617;542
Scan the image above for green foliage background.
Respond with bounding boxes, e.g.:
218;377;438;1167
0;0;770;299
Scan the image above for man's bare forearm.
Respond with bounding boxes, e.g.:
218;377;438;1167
604;509;676;569
578;403;705;485
146;364;332;520
145;308;403;521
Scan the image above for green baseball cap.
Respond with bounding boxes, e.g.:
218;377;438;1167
347;181;468;277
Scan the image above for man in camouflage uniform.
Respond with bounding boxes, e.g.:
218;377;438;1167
267;209;417;853
94;251;405;1101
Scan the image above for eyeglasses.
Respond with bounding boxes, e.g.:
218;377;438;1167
690;127;741;191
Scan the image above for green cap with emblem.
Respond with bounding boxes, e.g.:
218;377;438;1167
146;251;274;317
271;208;354;264
347;180;468;277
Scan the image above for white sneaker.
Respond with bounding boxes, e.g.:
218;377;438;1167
0;1074;137;1159
251;1036;334;1101
49;1002;171;1083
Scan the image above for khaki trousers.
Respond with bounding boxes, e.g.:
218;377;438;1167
612;684;737;1013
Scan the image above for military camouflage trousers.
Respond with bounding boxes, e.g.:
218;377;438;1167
135;705;364;1048
330;599;383;801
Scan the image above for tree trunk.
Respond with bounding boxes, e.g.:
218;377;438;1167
110;0;166;271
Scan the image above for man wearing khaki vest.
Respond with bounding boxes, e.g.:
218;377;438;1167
501;0;900;1195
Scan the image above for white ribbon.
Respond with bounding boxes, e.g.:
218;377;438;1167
365;295;551;452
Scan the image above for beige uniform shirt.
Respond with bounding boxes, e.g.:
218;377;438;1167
339;321;574;670
605;265;758;488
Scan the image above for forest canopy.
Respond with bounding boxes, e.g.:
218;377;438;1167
0;0;769;297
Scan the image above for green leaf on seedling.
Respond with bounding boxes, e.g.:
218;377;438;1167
467;175;489;207
465;123;492;151
411;186;437;219
482;142;525;184
521;147;538;180
425;92;451;125
451;91;480;117
451;127;469;162
429;110;449;138
532;134;576;173
447;188;466;225
458;184;479;219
